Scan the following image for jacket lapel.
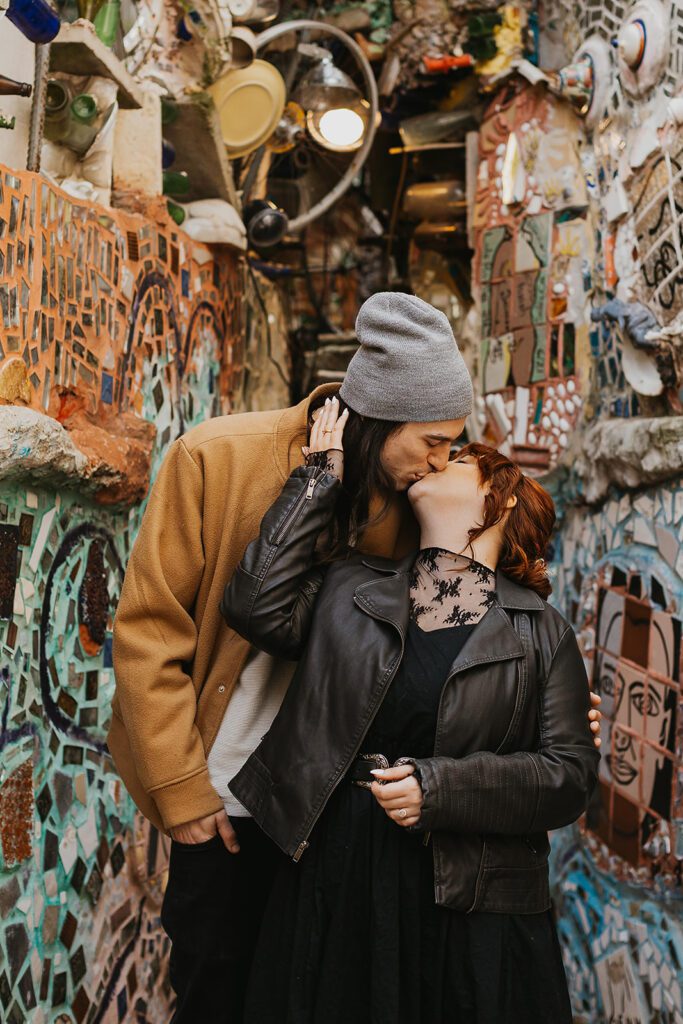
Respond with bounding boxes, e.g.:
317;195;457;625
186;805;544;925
354;558;412;640
448;604;524;675
353;560;540;669
448;569;542;676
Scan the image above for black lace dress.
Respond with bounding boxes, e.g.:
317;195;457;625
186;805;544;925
244;549;572;1024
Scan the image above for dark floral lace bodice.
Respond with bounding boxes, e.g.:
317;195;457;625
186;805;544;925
409;547;496;631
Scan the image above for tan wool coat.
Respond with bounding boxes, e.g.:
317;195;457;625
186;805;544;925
108;383;417;834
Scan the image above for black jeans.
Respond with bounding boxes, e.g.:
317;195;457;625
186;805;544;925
161;817;284;1023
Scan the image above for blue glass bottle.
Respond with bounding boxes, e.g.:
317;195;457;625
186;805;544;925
6;0;61;43
162;138;176;169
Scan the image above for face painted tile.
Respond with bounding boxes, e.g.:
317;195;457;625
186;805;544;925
650;611;681;681
609;787;641;864
597;589;625;656
622;597;652;668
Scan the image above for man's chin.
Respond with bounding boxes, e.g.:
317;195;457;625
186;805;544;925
397;476;418;492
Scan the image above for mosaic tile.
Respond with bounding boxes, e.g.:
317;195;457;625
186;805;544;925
0;761;32;868
0;165;246;1021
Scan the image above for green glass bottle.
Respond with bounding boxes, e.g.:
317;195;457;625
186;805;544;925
163;170;190;197
93;0;120;48
166;200;186;225
160;97;179;125
66;94;98;154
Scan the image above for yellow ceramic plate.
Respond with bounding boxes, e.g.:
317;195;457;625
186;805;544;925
208;58;287;158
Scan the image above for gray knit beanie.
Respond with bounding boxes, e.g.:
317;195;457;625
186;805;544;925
339;292;473;422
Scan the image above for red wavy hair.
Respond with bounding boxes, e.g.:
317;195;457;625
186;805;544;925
456;443;556;599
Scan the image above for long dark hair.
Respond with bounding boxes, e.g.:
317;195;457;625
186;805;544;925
308;393;403;558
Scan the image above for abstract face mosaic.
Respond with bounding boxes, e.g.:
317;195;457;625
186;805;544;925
0;166;244;1023
550;480;683;1023
591;570;680;866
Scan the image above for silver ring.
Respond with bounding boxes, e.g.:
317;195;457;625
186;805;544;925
398;808;407;819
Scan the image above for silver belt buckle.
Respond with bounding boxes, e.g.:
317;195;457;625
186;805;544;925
352;752;389;790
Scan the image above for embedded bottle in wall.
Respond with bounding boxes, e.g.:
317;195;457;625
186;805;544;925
4;0;61;43
0;74;32;97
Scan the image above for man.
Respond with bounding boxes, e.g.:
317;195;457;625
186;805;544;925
109;292;601;1022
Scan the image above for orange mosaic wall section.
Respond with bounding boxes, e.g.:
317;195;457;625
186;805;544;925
0;165;244;428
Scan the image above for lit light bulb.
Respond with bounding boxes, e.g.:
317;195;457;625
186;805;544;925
318;108;364;148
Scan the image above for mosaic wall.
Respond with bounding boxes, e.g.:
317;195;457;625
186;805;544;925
549;487;683;1024
0;166;246;1023
471;83;594;472
505;3;683;1020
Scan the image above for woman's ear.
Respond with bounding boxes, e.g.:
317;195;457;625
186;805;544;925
506;493;518;510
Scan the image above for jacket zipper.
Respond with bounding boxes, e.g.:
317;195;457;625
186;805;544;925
292;602;406;862
273;474;318;545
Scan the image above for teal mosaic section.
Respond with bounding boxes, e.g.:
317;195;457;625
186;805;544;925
1;484;173;1023
550;484;683;1024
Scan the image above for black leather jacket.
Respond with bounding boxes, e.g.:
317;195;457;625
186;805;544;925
220;465;600;914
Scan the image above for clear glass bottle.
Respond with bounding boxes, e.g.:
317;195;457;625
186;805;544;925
399;108;475;147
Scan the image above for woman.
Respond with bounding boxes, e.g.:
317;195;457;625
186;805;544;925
220;396;600;1024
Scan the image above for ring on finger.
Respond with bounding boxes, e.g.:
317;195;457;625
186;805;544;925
398;808;407;819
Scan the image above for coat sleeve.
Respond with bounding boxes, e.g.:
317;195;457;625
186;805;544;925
409;624;600;835
111;438;224;831
220;464;341;660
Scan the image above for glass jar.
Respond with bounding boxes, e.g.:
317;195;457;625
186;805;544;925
44;79;71;143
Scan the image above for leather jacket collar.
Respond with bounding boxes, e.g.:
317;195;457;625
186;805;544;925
355;554;544;672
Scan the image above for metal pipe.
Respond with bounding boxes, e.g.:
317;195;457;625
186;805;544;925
254;18;379;233
27;42;51;171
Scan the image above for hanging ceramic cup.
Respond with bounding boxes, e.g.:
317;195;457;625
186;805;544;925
229;25;256;69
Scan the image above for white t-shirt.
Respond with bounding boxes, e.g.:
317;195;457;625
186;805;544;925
206;648;297;817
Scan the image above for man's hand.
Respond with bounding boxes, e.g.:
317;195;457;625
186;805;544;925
588;691;602;749
170;809;240;853
370;763;423;828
